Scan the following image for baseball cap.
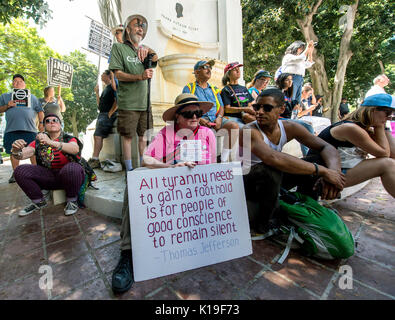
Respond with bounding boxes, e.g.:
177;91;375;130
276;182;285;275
255;70;272;79
13;74;25;82
361;93;395;109
193;60;215;72
224;62;243;74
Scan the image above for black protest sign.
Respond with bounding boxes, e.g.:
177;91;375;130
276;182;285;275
11;89;30;107
47;57;74;88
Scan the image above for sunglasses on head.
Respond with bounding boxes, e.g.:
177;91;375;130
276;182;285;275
45;118;60;124
376;107;393;116
252;103;277;112
178;109;203;119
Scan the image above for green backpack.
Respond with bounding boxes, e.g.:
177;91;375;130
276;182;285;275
276;192;355;264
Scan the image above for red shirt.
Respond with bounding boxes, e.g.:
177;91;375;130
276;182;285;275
29;138;77;169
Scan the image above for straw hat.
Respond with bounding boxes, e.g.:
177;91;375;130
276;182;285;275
162;93;214;122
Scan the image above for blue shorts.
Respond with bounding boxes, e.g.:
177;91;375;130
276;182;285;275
4;131;37;154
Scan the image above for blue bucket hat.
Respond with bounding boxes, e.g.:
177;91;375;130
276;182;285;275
361;93;395;109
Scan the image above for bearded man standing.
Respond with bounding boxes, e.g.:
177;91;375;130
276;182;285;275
109;14;158;172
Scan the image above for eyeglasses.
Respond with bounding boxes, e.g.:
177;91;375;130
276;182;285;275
45;118;60;124
200;65;212;70
132;22;147;29
252;103;278;112
376;107;394;116
178;109;204;119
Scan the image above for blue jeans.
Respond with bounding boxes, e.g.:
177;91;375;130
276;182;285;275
291;74;304;104
281;118;314;156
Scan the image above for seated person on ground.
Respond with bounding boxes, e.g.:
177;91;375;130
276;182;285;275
240;88;345;234
11;113;86;216
182;60;239;163
111;93;217;295
308;93;395;198
221;62;255;127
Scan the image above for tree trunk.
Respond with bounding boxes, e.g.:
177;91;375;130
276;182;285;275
297;0;359;122
71;110;78;137
330;0;359;122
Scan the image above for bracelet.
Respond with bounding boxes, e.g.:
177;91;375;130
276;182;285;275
12;151;22;158
218;115;223;118
58;142;63;151
312;163;319;176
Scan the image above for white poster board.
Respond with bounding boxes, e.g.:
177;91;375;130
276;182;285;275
128;162;252;282
87;20;113;59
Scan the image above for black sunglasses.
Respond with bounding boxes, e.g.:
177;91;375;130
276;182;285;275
376;107;394;116
45;118;60;124
252;103;277;112
178;109;203;119
200;65;212;70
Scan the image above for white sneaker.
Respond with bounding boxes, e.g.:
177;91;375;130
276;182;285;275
64;201;79;216
19;200;47;217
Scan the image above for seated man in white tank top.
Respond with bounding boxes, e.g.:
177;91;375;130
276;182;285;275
239;88;345;234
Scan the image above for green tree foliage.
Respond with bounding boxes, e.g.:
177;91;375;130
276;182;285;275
0;0;52;26
242;0;394;119
0;19;72;99
62;51;98;136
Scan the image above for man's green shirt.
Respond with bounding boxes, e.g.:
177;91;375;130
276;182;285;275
109;42;147;111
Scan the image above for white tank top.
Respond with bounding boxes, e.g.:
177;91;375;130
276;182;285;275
242;120;288;173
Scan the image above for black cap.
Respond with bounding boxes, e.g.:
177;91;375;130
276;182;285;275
13;74;25;82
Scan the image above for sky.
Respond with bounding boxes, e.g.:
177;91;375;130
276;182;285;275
31;0;106;67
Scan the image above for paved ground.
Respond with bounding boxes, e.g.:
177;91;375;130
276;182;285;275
0;159;394;300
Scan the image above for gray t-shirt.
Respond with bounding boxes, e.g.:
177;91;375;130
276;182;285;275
0;92;43;133
38;98;63;121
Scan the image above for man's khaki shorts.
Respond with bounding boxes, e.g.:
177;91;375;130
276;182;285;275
117;109;153;138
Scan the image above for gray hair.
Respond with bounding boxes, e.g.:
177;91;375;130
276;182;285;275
373;74;388;84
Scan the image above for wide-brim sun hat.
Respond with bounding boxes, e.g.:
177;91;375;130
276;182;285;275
123;14;148;40
162;93;214;122
361;93;395;109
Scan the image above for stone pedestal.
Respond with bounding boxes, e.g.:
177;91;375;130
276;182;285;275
120;0;244;129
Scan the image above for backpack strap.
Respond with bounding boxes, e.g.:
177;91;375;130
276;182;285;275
277;227;304;264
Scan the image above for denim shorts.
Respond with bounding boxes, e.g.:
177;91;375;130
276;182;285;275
94;112;117;138
3;131;37;154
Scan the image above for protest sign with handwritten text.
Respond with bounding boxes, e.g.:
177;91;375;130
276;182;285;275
128;162;252;281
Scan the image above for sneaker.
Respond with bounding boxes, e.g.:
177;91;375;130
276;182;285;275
64;201;79;216
112;250;134;294
88;158;101;169
8;172;16;183
101;159;122;173
19;200;47;217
